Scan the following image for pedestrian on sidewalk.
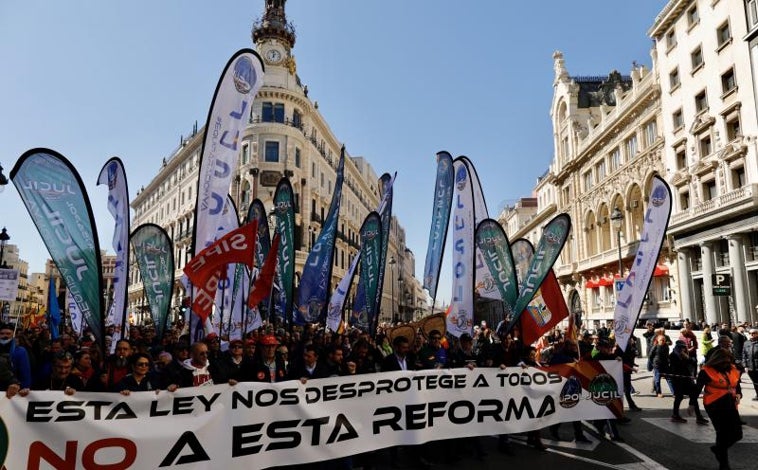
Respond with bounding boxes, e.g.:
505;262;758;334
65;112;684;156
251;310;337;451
696;348;743;470
650;334;671;397
668;340;708;425
742;328;758;400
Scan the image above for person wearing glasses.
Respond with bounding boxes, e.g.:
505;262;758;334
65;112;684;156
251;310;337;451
117;353;164;395
211;339;254;385
179;342;215;388
418;330;447;370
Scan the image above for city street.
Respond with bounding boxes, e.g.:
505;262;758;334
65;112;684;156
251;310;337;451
364;370;758;470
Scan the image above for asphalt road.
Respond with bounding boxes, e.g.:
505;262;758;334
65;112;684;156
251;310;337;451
358;370;758;470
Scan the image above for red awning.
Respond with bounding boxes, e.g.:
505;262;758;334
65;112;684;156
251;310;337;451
598;277;613;287
585;279;598;288
653;264;669;277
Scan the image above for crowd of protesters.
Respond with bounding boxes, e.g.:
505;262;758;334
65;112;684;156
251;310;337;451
1;316;757;469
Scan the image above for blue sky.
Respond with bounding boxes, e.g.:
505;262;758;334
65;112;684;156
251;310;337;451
0;1;666;303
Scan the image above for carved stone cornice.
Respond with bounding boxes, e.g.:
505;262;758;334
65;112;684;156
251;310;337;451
718;137;748;163
689;113;715;135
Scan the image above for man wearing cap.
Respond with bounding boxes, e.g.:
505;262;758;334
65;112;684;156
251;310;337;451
204;332;222;362
253;335;287;382
742;328;758;400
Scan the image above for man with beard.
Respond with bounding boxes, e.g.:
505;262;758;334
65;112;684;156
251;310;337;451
105;339;133;391
0;323;31;389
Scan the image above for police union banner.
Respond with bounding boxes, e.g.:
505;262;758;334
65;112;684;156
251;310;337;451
0;362;621;469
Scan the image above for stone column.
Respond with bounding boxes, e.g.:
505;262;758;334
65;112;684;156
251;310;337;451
727;234;749;323
677;248;694;320
701;242;718;325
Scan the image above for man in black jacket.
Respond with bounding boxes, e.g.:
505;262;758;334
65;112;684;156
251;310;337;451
380;336;415;372
288;343;329;382
742;328;758;400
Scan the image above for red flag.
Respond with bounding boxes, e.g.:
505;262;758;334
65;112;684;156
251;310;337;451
247;233;280;309
184;220;257;286
519;269;570;346
191;269;223;322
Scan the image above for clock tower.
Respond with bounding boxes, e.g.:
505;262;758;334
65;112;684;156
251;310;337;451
252;0;296;69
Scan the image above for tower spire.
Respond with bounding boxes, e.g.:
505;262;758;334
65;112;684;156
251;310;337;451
252;0;296;49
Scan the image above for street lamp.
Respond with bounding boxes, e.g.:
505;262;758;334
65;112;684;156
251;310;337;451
0;227;9;323
610;207;624;280
388;256;396;323
0;227;10;268
0;163;8;192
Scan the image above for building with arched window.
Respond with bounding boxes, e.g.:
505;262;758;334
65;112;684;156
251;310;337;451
127;0;423;326
500;51;675;329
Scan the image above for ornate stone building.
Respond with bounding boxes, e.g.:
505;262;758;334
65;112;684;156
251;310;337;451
128;0;423;325
501;51;675;329
651;0;758;325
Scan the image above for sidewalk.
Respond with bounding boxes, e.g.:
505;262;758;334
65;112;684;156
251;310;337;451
627;369;758;414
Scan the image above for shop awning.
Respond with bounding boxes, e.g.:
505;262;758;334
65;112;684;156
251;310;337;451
585;279;598;288
598;277;614;287
653;264;669;277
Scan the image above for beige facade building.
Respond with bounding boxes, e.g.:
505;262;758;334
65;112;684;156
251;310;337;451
502;51;675;330
503;0;758;330
128;0;423;325
651;0;758;325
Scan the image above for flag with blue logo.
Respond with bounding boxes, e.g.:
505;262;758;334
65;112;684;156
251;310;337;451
423;151;454;304
296;148;345;325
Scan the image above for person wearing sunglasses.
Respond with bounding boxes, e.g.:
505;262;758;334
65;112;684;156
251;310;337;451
178;342;215;388
211;339;254;385
117;353;165;395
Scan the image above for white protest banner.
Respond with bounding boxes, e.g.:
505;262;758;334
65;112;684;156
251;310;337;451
0;362;621;469
0;268;19;302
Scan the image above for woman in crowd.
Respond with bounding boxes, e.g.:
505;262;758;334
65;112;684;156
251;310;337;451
116;352;162;394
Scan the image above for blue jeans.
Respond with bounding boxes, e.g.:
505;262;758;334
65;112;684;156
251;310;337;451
653;369;674;394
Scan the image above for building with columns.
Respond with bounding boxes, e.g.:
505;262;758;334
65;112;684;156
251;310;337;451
651;0;758;325
502;0;758;330
128;0;423;326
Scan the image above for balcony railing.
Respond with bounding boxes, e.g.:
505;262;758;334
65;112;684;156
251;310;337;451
672;184;757;225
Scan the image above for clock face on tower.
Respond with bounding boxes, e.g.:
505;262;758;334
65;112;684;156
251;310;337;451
266;48;282;64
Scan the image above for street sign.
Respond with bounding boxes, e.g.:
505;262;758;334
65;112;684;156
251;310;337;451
615;280;625;292
712;273;731;296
